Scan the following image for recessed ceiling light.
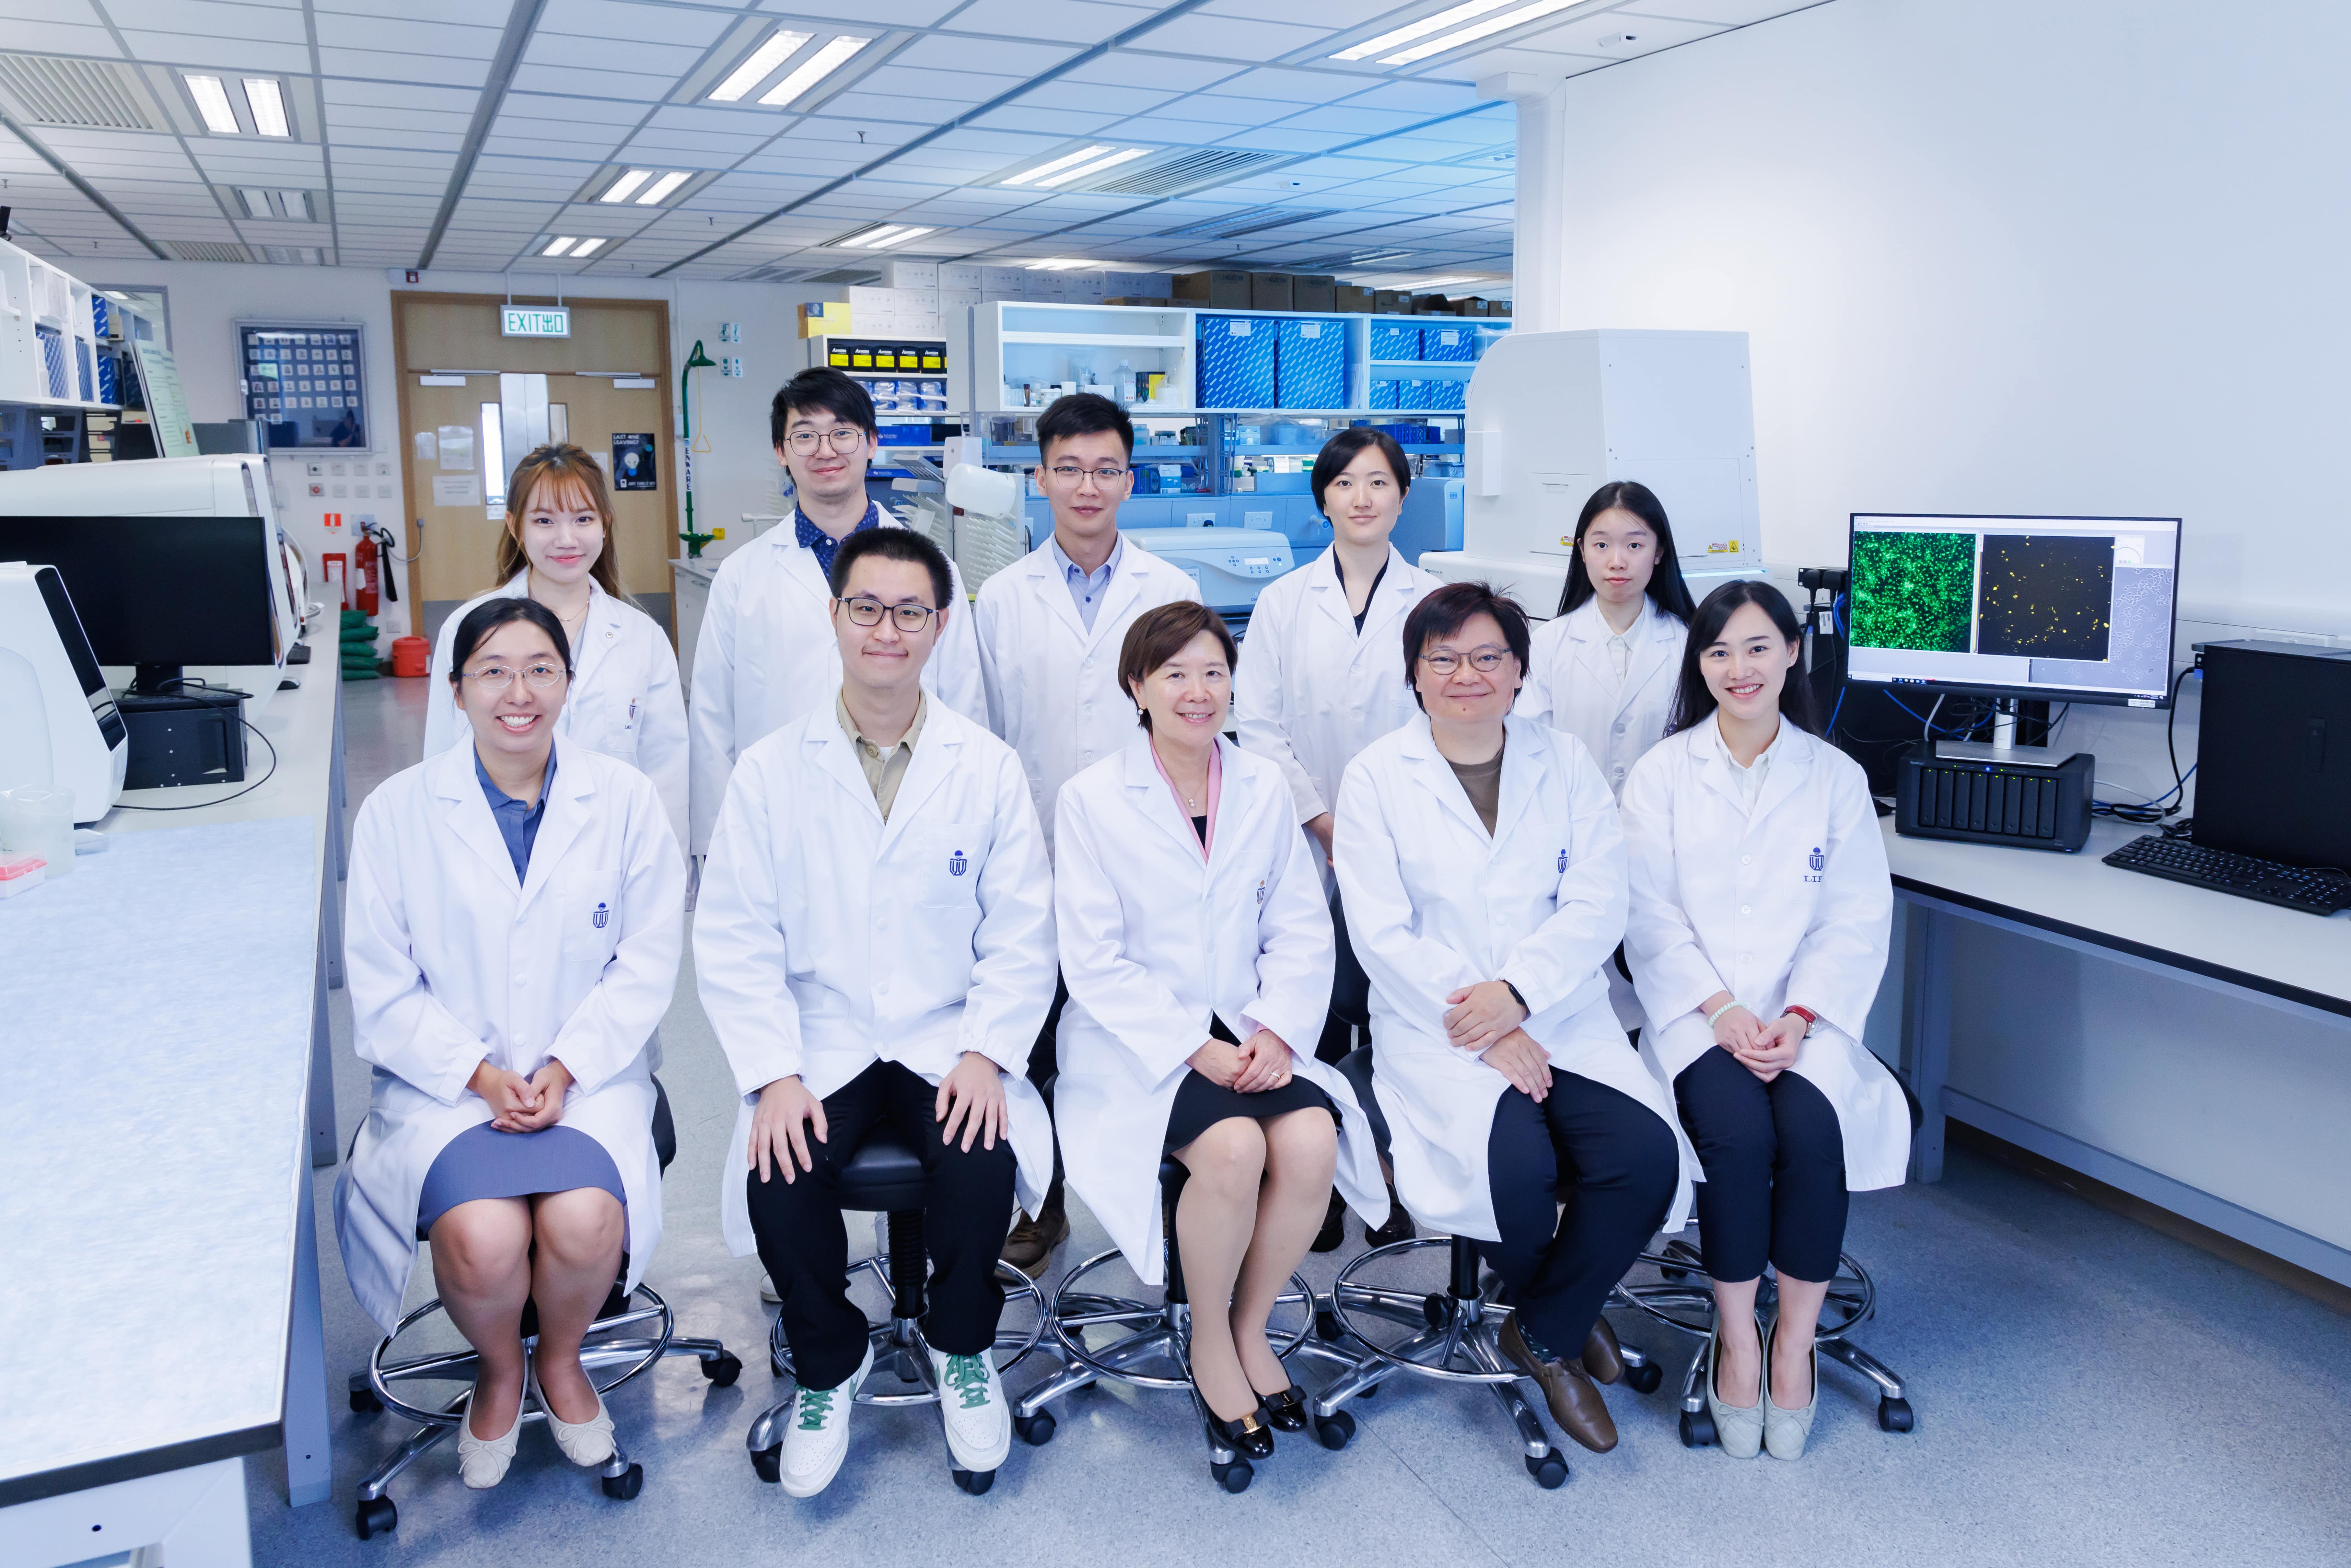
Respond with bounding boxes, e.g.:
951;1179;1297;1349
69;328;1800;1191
635;170;692;205
1029;146;1148;189
1378;0;1582;64
708;27;812;102
543;236;577;256
236;186;272;219
185;75;240;135
600;169;654;203
835;223;934;249
1002;146;1114;188
1331;0;1519;61
570;237;607;257
243;77;289;137
1024;258;1099;271
277;189;313;220
758;35;870;107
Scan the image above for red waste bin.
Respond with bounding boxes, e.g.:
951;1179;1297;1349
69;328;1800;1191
390;635;430;677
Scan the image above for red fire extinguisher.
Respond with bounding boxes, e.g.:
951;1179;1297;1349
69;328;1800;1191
355;523;380;616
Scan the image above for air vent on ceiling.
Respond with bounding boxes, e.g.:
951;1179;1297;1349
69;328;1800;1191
168;241;253;262
1075;149;1287;198
0;54;160;129
1154;206;1340;242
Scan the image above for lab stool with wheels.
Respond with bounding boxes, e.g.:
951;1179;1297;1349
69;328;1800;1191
1310;1046;1661;1490
1611;1079;1924;1446
1017;1156;1350;1493
346;1079;741;1540
744;1122;1048;1495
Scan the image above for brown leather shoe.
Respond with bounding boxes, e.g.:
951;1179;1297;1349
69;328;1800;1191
1499;1314;1618;1453
1582;1316;1624;1386
1003;1195;1069;1278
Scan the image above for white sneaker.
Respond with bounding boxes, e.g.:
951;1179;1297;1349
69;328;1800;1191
778;1342;872;1498
930;1346;1012;1475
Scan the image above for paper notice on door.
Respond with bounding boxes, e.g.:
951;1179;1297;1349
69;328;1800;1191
432;474;482;508
413;430;438;463
437;425;474;470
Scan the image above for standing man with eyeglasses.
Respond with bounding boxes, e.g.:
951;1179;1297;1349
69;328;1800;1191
972;392;1200;1273
699;526;1057;1498
688;368;985;865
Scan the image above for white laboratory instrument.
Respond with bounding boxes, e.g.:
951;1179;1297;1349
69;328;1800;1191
1424;329;1766;615
0;454;306;701
944;461;1030;591
1123;527;1295;622
0;561;127;822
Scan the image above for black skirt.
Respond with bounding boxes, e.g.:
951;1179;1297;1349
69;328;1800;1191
1161;1016;1337;1152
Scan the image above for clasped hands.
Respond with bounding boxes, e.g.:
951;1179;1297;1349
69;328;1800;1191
1187;1028;1296;1093
1703;990;1807;1082
471;1057;574;1133
1445;980;1550;1103
748;1052;1008;1185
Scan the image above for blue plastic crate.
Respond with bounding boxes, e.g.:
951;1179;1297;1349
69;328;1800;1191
76;339;94;401
1428;378;1466;411
1370;323;1422;361
91;295;109;340
35;326;66;400
1370;377;1400;410
1198;316;1277;407
1274;317;1345;409
1421;323;1475;362
97;354;117;405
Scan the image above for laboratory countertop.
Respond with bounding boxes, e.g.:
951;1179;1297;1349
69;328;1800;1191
1880;816;2351;1016
100;653;342;849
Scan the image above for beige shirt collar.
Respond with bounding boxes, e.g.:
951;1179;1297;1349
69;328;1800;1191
836;689;928;820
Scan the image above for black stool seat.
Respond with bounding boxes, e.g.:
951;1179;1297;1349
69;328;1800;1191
834;1123;930;1212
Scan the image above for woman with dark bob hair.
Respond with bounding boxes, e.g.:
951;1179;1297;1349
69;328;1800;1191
1050;601;1389;1463
1333;581;1692;1459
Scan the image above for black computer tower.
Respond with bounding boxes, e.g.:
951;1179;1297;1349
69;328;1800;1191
2193;641;2351;870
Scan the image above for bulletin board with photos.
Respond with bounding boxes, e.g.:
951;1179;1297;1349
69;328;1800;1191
239;322;371;449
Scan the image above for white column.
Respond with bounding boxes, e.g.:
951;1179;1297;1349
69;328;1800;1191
1479;72;1572;331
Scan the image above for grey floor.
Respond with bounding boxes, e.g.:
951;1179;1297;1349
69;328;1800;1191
245;677;2351;1567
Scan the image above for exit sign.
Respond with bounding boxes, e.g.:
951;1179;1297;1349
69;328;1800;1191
502;306;570;338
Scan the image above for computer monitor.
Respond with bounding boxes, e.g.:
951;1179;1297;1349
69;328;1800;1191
0;514;279;693
1843;513;2183;708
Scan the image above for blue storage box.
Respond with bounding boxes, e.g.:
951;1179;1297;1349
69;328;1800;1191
1370;378;1400;410
1274;318;1345;409
1370;323;1422;362
1197;316;1277;408
1397;378;1432;409
1421;324;1474;363
1429;378;1466;411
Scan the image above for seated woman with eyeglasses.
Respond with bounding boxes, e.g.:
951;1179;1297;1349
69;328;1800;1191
1332;581;1692;1459
336;597;686;1490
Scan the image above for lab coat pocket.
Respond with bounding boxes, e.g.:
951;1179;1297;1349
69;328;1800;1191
910;821;992;908
559;873;624;967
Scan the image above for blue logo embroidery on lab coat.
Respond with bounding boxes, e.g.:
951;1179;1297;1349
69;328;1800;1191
949;850;968;877
592;901;610;929
1557;848;1568;873
1809;846;1824;872
1257;879;1267;907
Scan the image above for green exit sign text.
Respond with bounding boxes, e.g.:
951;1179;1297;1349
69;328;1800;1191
502;306;571;338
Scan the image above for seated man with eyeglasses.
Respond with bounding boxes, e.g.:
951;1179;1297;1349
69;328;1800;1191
971;392;1200;1273
688;367;987;870
698;525;1058;1499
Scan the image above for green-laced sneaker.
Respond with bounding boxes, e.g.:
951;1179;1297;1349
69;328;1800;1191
929;1347;1011;1474
778;1342;870;1498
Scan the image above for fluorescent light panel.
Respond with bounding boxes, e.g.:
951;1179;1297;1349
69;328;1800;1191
636;170;692;205
758;34;870;106
1002;145;1114;187
279;189;312;220
185;74;239;134
1332;0;1517;60
236;186;271;218
708;28;811;101
543;236;576;256
242;77;288;137
570;237;606;257
841;224;933;249
1024;258;1097;271
1380;0;1582;64
600;168;653;203
1030;146;1147;189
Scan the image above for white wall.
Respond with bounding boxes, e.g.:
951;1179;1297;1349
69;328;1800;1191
1526;0;2351;641
84;261;838;642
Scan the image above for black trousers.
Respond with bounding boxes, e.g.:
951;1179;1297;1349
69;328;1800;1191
744;1060;1016;1391
1482;1069;1680;1359
1672;1047;1848;1283
1025;974;1070;1213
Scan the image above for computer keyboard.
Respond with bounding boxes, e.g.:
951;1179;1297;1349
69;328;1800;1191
2102;834;2351;915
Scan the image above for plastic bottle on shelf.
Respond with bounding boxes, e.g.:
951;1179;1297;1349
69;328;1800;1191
1116;358;1134;404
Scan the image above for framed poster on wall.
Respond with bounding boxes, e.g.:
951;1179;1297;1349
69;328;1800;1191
611;433;657;490
238;321;370;450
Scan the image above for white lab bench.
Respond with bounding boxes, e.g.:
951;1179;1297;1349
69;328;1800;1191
1;651;346;1563
669;554;717;700
1883;815;2351;1284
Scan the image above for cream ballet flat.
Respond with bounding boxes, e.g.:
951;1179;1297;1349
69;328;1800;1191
456;1375;529;1489
1763;1316;1819;1461
1703;1318;1766;1460
527;1358;617;1468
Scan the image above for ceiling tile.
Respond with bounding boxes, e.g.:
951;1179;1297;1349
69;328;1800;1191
754;0;963;22
962;105;1123;137
1123;15;1337;63
1059;52;1240;92
1620;0;1817;26
539;0;739;46
506;60;679;100
115;32;313;71
317;48;495;88
890;33;1082;75
521;33;709;77
938;0;1152;43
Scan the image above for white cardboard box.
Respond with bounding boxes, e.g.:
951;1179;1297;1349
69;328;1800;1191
882;260;940;289
941;263;982;291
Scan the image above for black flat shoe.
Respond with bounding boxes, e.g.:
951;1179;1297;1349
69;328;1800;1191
1309;1191;1347;1253
1206;1409;1275;1460
1257;1386;1309;1432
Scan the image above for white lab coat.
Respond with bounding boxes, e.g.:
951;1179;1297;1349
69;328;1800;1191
695;699;1060;1256
1231;543;1440;827
972;535;1200;857
1620;718;1909;1192
1052;734;1388;1284
687;511;986;854
333;742;686;1334
1333;715;1695;1242
422;572;689;854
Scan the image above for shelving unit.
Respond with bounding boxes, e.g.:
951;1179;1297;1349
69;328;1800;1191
0;237;168;469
